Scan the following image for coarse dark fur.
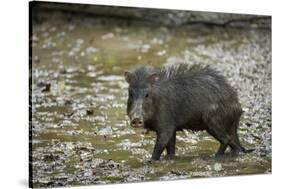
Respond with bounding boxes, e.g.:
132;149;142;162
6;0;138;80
125;64;252;160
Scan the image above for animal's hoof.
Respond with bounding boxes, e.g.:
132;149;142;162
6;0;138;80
148;159;159;163
164;154;175;160
215;153;224;159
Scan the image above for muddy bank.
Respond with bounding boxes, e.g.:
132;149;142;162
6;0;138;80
31;2;271;28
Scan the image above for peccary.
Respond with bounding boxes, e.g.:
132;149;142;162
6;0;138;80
124;64;251;160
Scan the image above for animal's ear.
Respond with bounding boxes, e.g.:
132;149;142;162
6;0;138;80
124;71;134;84
147;73;159;85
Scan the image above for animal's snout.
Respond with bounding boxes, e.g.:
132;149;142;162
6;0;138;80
130;118;143;128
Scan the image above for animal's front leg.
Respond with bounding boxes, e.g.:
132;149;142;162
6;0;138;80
151;130;174;160
165;131;176;159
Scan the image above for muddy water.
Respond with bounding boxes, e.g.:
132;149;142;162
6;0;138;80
31;12;271;187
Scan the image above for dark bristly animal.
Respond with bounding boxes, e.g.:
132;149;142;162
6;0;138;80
124;64;253;160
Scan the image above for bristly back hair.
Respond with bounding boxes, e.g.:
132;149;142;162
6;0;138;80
128;63;224;86
158;63;219;81
132;65;157;81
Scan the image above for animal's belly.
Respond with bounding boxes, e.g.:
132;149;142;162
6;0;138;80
177;117;206;131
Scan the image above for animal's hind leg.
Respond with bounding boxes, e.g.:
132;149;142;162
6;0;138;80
227;120;244;156
229;132;244;156
204;113;231;157
228;139;243;156
206;127;229;157
216;143;228;157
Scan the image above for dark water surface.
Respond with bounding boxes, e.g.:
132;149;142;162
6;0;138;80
31;12;271;187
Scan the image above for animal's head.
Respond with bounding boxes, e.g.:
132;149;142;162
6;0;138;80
124;66;159;128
